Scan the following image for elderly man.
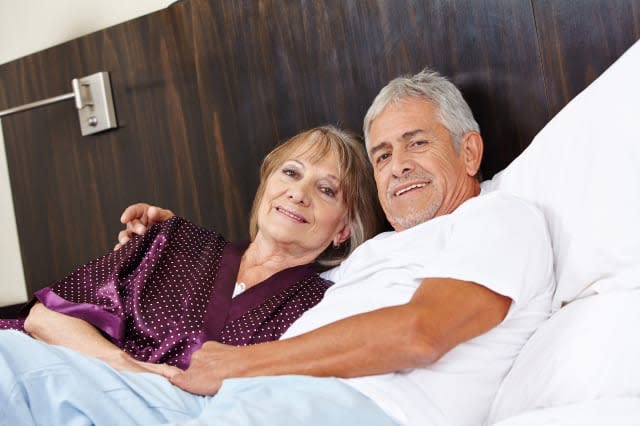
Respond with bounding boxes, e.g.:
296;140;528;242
0;70;554;426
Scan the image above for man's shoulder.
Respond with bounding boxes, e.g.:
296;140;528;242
458;190;546;224
466;189;537;209
447;191;551;253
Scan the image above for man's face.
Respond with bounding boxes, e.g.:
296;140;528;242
368;97;473;231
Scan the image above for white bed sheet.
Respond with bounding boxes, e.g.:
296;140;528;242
490;397;640;426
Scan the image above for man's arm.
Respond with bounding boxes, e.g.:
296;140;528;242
170;277;511;395
114;203;174;250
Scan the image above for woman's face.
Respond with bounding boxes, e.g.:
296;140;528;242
256;146;351;258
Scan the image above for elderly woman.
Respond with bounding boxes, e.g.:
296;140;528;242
0;125;383;374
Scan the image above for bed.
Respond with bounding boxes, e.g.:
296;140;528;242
1;0;639;424
481;39;640;425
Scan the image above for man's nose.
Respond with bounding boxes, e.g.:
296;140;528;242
390;152;414;177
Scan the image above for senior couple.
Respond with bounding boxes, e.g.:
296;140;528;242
0;69;554;426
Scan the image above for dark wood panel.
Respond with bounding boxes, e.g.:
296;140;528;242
190;0;548;183
4;0;630;299
0;2;219;293
533;0;640;116
0;0;550;295
0;303;25;319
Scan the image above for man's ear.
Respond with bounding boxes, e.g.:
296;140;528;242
460;131;484;177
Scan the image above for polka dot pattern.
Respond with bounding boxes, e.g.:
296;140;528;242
0;216;330;369
0;318;25;330
220;275;329;345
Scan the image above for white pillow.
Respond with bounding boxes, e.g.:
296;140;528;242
485;290;640;424
490;397;640;426
482;40;640;311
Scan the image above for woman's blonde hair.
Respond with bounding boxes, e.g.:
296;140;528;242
249;125;384;268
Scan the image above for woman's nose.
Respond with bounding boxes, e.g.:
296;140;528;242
287;183;310;206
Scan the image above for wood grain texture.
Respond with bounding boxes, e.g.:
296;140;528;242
188;0;547;187
533;0;640;116
0;2;216;293
0;303;24;318
0;0;637;296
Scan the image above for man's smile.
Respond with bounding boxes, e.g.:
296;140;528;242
390;180;432;197
394;183;427;196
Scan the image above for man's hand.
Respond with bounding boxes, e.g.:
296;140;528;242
169;278;510;396
170;341;242;395
114;203;174;250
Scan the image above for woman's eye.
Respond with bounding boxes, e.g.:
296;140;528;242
282;168;298;177
320;187;337;197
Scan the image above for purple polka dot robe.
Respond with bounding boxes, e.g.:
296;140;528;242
0;217;331;369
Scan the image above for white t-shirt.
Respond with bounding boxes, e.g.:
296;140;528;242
281;191;555;426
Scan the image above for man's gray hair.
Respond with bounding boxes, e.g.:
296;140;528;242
363;68;480;152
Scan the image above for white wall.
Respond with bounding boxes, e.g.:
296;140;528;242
0;0;176;306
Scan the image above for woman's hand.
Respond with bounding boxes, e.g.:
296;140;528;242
26;303;181;378
114;203;174;250
102;351;182;378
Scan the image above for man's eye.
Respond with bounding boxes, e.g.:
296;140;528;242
411;140;428;148
376;153;391;164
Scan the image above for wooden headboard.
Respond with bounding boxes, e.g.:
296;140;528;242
0;0;638;297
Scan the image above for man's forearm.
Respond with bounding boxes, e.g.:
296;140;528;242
223;277;509;380
171;304;432;395
234;305;434;379
172;278;511;395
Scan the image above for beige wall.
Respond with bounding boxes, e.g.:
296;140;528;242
0;0;175;306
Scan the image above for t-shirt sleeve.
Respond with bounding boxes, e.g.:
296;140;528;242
419;193;553;305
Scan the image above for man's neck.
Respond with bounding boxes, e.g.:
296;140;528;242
437;178;481;218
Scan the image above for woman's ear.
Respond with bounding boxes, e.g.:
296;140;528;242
333;222;351;247
460;131;484;177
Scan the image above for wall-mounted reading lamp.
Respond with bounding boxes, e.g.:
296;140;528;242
0;71;117;136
